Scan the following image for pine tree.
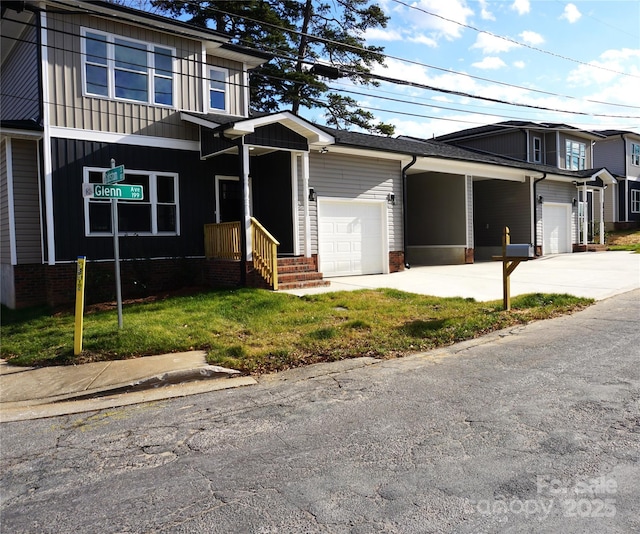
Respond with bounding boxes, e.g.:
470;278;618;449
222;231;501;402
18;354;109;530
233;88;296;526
151;0;395;135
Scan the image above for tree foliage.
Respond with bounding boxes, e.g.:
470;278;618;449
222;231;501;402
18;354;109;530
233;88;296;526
151;0;394;135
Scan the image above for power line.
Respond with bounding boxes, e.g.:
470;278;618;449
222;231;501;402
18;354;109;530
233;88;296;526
389;0;639;80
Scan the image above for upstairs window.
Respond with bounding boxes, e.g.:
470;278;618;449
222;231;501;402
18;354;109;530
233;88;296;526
632;143;640;167
83;167;179;236
565;139;586;170
82;28;175;107
209;66;228;112
533;136;542;163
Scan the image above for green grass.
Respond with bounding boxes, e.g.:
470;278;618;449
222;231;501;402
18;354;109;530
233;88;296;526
607;229;640;253
1;288;593;374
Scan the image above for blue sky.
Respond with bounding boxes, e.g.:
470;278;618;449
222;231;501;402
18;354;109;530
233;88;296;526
307;0;640;137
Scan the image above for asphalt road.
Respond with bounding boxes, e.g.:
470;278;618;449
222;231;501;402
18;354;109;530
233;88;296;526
1;290;639;533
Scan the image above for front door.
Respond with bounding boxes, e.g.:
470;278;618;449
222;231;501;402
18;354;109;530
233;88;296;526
216;176;242;223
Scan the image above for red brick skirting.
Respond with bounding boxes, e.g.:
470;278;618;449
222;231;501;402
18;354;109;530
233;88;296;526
389;251;405;273
464;248;474;264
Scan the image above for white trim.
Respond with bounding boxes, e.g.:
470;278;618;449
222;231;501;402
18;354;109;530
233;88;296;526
242;62;250;117
241;143;252;260
37;142;45;264
556;131;561;167
49;127;199;152
5;139;17;265
533;136;542;163
224;112;335;145
464;174;470;249
529;176;535;246
180;111;221;130
41;11;55;266
526;130;530;162
291;152;300;256
201;43;208;113
0;129;43;140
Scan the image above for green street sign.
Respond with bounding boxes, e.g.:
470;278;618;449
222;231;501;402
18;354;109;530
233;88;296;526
83;183;144;200
104;165;125;184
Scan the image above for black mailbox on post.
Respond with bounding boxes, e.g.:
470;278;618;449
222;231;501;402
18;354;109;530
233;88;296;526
505;244;534;258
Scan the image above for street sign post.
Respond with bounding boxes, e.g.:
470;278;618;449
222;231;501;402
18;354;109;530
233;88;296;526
104;165;125;184
83;183;144;200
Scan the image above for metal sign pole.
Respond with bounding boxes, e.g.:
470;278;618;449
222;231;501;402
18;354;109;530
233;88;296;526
110;158;123;329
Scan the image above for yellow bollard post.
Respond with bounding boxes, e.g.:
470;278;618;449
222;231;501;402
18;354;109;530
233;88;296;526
74;256;86;355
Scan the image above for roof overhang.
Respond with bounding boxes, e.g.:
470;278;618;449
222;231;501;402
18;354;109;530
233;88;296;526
546;168;616;185
408;156;540;182
222;112;335;146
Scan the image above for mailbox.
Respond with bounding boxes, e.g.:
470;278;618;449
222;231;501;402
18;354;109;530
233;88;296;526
505;244;534;258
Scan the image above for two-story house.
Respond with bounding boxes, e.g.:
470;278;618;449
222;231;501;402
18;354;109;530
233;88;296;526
433;121;619;254
594;130;640;227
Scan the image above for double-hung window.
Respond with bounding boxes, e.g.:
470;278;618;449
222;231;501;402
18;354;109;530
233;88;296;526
565;139;586;170
209;66;228;112
82;28;175;107
631;143;640;167
83;168;179;236
632;190;640;214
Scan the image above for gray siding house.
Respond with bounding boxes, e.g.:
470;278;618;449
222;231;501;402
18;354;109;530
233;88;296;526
594;130;640;226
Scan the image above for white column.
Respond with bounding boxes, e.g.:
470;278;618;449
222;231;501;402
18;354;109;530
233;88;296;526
582;183;588;245
41;11;55;265
291;152;300;256
241;143;252;260
301;152;311;258
599;188;605;245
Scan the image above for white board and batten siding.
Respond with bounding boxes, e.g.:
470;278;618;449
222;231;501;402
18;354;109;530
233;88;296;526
537;181;576;254
308;152;401;276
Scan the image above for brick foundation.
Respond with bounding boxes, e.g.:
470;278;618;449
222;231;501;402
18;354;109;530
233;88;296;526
389;251;405;273
464;248;474;264
13;264;47;309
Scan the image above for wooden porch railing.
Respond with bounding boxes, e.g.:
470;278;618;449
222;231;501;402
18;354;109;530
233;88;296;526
204;221;241;260
250;217;280;290
204;219;280;289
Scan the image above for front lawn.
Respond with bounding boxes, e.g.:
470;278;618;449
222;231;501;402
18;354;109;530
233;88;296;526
1;288;593;374
607;229;640;252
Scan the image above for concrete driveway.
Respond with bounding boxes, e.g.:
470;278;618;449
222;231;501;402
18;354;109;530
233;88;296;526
285;251;640;301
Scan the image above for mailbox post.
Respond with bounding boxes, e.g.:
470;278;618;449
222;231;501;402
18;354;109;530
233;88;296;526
492;227;533;311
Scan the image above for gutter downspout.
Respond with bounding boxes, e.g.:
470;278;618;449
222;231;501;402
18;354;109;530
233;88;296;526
401;156;417;269
533;173;547;256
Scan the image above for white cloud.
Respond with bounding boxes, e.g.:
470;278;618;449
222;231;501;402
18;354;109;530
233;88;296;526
511;0;530;15
406;0;474;41
408;34;439;47
364;28;404;41
472;33;520;54
560;3;582;23
472;56;507;69
567;48;640;86
513;60;526;69
519;31;544;45
478;0;495;21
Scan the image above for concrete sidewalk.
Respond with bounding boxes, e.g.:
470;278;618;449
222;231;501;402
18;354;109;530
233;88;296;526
1;251;637;422
0;352;256;422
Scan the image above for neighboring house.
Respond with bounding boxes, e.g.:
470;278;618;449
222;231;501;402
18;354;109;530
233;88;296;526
593;130;640;227
432;121;621;250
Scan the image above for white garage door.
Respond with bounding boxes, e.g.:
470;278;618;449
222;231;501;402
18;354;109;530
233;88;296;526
543;203;571;254
318;200;385;277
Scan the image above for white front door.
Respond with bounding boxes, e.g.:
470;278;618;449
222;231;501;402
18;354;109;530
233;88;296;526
318;199;386;277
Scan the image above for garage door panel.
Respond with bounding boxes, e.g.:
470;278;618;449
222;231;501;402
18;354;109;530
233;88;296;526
319;200;385;276
543;204;570;254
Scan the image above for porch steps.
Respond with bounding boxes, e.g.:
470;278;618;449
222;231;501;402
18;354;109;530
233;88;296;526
277;257;330;291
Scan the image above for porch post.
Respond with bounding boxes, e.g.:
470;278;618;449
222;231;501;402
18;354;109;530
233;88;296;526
301;152;312;258
599;188;605;245
582;183;588;245
241;141;252;261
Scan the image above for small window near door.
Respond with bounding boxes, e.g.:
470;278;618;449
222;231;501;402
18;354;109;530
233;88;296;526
533;136;542;163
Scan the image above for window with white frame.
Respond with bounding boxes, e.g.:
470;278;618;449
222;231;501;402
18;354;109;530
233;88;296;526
83;168;179;236
533;136;542;163
632;190;640;213
82;28;175;106
632;143;640;166
565;139;586;170
209;66;228;112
